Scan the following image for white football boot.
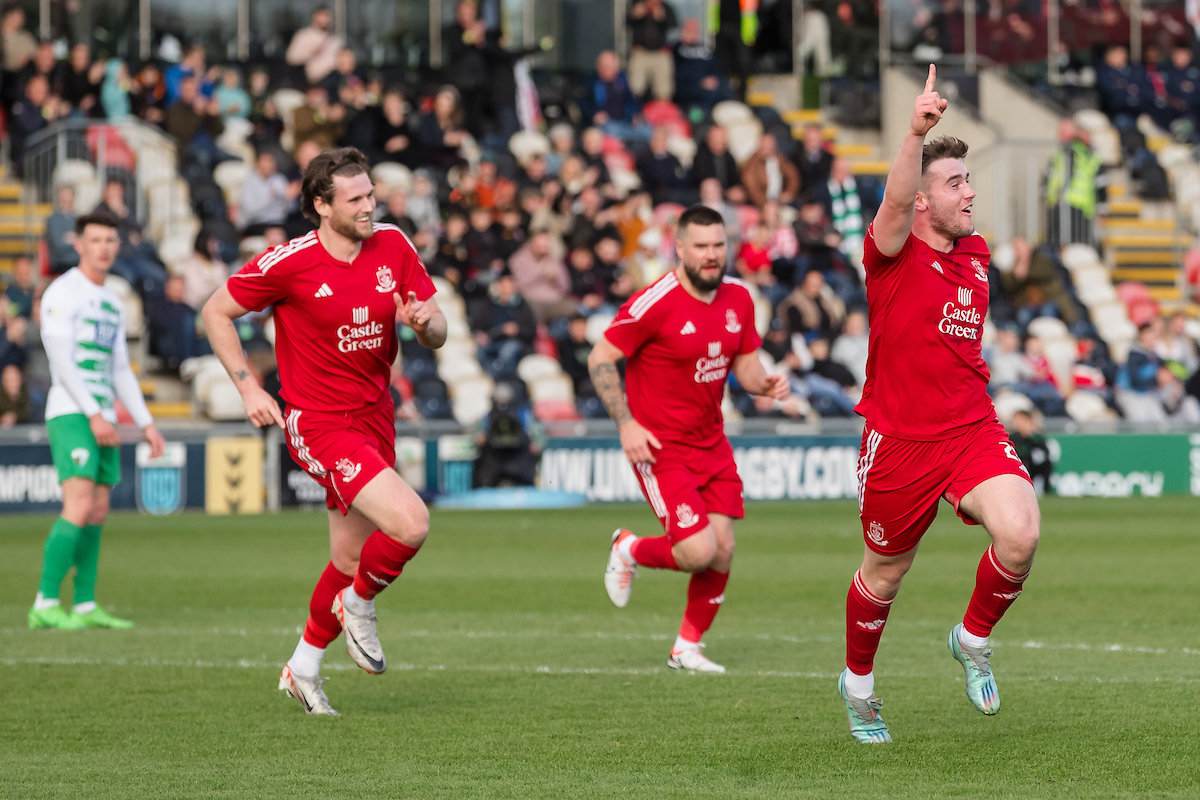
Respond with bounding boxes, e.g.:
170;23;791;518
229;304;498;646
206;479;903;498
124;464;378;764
668;642;726;674
332;588;386;674
604;529;638;608
278;665;339;716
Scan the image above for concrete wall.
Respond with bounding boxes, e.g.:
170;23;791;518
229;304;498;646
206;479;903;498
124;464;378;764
979;69;1062;142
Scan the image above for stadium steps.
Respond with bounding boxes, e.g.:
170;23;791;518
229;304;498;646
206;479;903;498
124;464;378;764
0;177;52;273
1100;199;1186;302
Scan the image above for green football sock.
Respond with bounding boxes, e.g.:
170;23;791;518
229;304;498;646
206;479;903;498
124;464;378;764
38;518;83;601
73;524;103;605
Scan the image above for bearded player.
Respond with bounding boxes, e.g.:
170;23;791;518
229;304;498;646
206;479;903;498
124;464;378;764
592;205;789;674
836;66;1039;744
202;148;446;715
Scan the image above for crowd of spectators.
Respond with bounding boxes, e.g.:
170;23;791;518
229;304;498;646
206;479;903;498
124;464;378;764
1;0;1198;443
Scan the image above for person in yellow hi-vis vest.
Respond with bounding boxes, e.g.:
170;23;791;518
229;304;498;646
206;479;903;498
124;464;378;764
707;0;757;97
1044;119;1106;248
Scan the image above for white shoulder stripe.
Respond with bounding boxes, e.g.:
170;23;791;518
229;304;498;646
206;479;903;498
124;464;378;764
629;273;679;319
257;231;318;274
721;275;747;288
373;222;428;274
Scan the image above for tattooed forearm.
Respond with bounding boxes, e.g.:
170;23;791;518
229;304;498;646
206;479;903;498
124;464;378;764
588;361;632;426
234;370;249;382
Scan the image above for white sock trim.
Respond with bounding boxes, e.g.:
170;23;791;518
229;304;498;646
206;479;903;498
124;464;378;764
343;585;373;615
287;638;326;678
844;669;875;699
72;601;97;615
617;533;638;566
958;626;989;650
33;593;59;610
672;634;699;653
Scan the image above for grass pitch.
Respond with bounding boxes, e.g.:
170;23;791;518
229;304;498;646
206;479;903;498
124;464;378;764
2;497;1198;799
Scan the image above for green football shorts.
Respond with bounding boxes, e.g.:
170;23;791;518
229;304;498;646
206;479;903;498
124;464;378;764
47;414;121;486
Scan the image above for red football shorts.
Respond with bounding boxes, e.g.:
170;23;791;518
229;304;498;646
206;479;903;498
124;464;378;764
856;416;1032;555
632;438;745;543
283;399;396;515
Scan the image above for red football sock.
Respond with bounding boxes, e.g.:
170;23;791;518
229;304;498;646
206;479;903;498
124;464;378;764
352;531;420;601
679;568;729;642
845;570;894;675
630;535;678;570
302;562;354;648
963;545;1028;638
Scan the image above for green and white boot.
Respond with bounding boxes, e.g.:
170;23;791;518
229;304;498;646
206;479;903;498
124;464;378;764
29;604;86;630
71;606;134;629
837;669;893;744
948;623;999;715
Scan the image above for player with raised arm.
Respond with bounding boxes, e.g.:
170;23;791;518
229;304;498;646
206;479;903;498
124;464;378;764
836;67;1040;743
29;211;166;631
201;148;446;715
591;205;789;673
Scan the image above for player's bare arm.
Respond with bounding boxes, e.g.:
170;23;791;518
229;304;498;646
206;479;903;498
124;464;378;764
588;335;662;464
201;285;285;429
731;352;790;401
873;64;948;256
394;290;447;349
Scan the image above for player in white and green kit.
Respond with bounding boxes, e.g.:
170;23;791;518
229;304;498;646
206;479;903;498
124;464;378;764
29;211;165;630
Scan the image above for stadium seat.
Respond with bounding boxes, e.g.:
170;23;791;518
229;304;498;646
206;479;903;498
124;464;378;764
448;373;494;400
104;275;145;338
724;118;763;164
584;313;614;344
437;354;483;384
371;162;413;196
533;399;581;421
452;392;492;425
1059;243;1101;273
191;359;233;404
437;338;478;364
507;130;551;165
666;134;697;169
51;158;96;188
444;314;470;340
517;354;562;384
1072;266;1116;308
1065;390;1113;422
213;161;250;204
208;378;247;421
1026;316;1070;342
1115;281;1152;306
711;100;755;127
991;390;1035;425
414;376;454;420
239;236;268;260
1126;297;1160;327
1117;389;1167;423
529;374;574;404
74;178;103;215
1042;337;1078;386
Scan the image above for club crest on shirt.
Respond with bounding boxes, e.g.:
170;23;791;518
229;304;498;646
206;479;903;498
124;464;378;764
725;309;741;333
375;264;397;293
675;502;700;529
971;257;988;283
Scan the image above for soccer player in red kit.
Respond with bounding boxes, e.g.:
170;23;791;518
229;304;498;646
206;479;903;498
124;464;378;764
590;205;789;673
201;148;446;715
836;67;1040;743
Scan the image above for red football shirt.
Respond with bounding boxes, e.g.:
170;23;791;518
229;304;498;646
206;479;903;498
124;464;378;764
604;271;762;448
855;224;995;440
226;224;435;412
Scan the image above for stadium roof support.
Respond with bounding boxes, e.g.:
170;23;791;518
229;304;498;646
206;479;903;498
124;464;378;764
431;0;443;67
964;0;976;73
793;0;805;82
1047;0;1060;84
139;0;151;60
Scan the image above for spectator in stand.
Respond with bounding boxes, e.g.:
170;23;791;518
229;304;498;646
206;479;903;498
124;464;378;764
1120;321;1163;394
470;271;537;378
0;363;29;426
794;195;843;280
148;275;211;370
96;59;131;121
419;86;469;172
594;235;633;306
557;313;596;403
831;308;869;385
777;268;845;341
379;189;418;238
737;221;783;303
60;42;101;116
699;177;740;254
214;66;251;120
794;125;833;192
674;17;729;112
691;124;742;199
742;133;800;207
443;0;490;137
1158;312;1200;381
1165;43;1200;138
493;207;527;263
831;0;878;79
292;84;345;151
464;205;502;279
247;67;272;123
0;305;28;370
1044;119;1104;248
566;186;619;250
508;228;574;323
323;47;365;100
1157;362;1200;422
544;124;576;177
585;50;649;144
369;88;419;168
44;185;79;275
164;75;225;162
178;231;228;311
17;40;56;98
239;150;292;234
636;127;689;205
1;4;37;107
166;44;217;106
286;5;344;86
130;62;167;124
5;255;34;319
10;75;66;172
481;27;548;147
472;381;543;487
432;211;471;290
761;200;797;281
566;245;610;315
986;325;1025;392
710;0;755;96
627;0;678;102
1095;44;1147;126
282;140;321;239
579;126;612;187
808;336;858;395
1017;335;1067;417
996;237;1079;332
824;157;866;256
1008;410;1052;493
95;183;168;298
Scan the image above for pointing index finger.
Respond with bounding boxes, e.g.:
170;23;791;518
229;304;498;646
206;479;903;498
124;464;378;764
925;63;936;93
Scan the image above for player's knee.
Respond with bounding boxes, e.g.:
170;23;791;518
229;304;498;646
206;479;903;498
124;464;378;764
379;498;429;548
1004;511;1040;562
673;535;717;572
87;497;109;526
713;537;735;570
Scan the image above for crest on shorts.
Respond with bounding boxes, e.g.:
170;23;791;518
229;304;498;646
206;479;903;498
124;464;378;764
336;457;362;483
135;442;186;516
971;257;988;283
675;502;700;529
724;309;741;333
71;447;90;467
375;264;397;294
867;519;888;547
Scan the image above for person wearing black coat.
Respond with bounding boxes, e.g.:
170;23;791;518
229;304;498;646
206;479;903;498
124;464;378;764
690;124;740;193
